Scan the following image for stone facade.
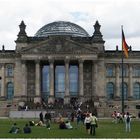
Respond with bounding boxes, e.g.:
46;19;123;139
0;20;140;116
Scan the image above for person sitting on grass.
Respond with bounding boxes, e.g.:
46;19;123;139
57;114;64;123
59;121;66;129
35;120;45;126
65;121;73;129
9;123;20;134
29;121;35;126
23;123;31;134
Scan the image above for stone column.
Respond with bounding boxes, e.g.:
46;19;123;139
48;59;54;103
1;64;5;97
79;59;84;102
128;64;133;99
97;60;105;101
14;59;22;100
22;60;27;97
92;61;98;100
35;60;41;103
64;59;70;104
115;64;120;99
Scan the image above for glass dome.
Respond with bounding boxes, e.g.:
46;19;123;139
35;21;89;37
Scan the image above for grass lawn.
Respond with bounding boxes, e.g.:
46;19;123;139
0;118;140;138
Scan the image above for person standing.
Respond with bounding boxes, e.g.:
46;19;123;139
71;112;75;122
76;112;81;126
45;112;51;129
39;112;44;123
90;113;98;136
84;113;91;134
124;112;131;132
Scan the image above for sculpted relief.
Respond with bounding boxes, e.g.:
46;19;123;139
20;37;95;55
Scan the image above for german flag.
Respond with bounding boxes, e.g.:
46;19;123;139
122;29;129;58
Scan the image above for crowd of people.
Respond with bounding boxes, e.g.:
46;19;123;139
8;109;98;136
111;111;124;123
111;111;132;132
8;111;52;134
53;109;98;136
8;109;134;136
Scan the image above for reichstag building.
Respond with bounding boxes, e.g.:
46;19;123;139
0;20;140;116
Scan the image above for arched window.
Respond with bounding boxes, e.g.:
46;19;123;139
133;82;140;99
7;82;14;100
6;64;13;77
69;65;78;96
106;65;114;77
120;82;128;100
106;82;114;99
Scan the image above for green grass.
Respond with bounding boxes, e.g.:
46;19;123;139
0;118;140;138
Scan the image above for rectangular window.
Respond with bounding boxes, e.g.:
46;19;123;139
133;67;140;77
106;67;113;77
6;64;14;77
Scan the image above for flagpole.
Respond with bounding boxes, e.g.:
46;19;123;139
121;25;124;114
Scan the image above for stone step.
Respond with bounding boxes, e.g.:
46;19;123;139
0;100;19;117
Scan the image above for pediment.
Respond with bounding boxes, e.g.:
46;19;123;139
20;37;96;54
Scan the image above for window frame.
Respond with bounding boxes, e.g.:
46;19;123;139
6;64;14;77
106;82;114;100
133;82;140;99
106;65;114;77
7;82;14;100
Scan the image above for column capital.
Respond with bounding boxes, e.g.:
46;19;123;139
116;64;120;70
115;63;120;67
129;64;133;72
1;63;5;67
48;58;54;64
128;63;133;66
92;60;98;64
117;63;122;67
35;60;40;64
128;64;133;70
15;57;21;62
21;60;26;64
78;59;84;63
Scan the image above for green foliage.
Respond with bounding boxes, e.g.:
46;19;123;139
0;118;140;138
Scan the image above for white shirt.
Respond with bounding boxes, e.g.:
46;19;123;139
84;117;91;124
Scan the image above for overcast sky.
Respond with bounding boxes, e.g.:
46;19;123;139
0;0;140;50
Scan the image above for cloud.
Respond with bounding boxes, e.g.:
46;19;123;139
0;0;140;50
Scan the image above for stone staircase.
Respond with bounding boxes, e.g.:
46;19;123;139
0;101;18;117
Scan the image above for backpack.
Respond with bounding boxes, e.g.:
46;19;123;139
126;116;130;123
